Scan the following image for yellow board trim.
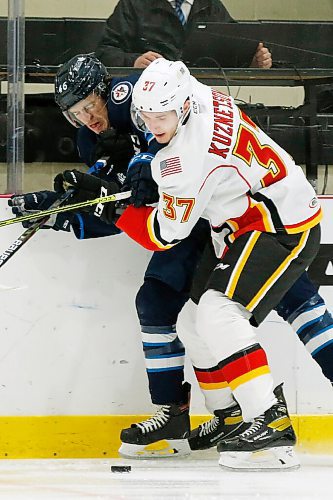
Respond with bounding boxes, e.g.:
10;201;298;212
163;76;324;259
0;415;332;458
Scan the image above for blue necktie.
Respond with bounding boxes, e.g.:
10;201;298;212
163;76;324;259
175;0;186;26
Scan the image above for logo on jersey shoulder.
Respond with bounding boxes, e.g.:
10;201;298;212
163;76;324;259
111;82;133;104
215;263;230;271
309;197;318;208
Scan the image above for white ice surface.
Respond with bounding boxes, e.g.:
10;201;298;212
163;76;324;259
0;451;331;499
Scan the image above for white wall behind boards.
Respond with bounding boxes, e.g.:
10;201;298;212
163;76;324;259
0;198;331;416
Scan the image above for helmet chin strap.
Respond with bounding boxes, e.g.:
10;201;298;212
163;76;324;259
63;110;81;128
173;100;192;138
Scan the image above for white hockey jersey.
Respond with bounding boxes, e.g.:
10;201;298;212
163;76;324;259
117;77;322;255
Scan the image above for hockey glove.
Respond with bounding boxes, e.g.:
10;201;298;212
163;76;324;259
54;169;119;224
8;191;71;231
125;152;159;208
90;128;136;174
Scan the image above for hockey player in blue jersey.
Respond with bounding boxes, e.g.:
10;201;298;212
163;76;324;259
10;54;206;457
10;54;333;458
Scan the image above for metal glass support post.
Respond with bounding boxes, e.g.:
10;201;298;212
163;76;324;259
6;0;25;194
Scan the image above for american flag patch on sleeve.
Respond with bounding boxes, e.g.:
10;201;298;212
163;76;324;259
160;157;182;177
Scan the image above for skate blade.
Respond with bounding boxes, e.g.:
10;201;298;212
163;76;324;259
119;439;191;459
219;446;300;471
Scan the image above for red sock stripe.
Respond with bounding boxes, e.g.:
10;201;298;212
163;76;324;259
194;366;226;384
222;347;268;384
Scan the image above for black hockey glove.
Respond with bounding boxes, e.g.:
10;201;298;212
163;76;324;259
90;128;136;174
54;169;119;224
8;191;71;231
125;153;159;208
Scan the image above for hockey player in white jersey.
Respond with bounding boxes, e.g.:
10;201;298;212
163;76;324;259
52;58;322;469
113;58;322;470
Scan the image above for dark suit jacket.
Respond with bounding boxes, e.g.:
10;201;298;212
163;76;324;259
95;0;234;66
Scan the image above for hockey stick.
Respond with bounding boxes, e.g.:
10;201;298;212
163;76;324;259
0;189;76;269
0;190;132;229
0;161;123;266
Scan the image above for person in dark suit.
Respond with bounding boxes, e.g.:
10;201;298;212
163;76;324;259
95;0;272;69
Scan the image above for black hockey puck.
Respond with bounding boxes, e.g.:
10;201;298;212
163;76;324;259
111;465;131;473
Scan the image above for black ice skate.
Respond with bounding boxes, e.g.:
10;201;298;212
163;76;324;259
217;385;299;470
189;403;249;450
119;383;191;458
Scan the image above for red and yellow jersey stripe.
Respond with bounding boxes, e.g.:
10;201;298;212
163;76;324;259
284;206;323;234
116;205;176;252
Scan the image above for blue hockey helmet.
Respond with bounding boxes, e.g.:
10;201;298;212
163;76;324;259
55;53;109;113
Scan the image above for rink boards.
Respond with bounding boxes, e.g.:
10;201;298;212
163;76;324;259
0;196;331;458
